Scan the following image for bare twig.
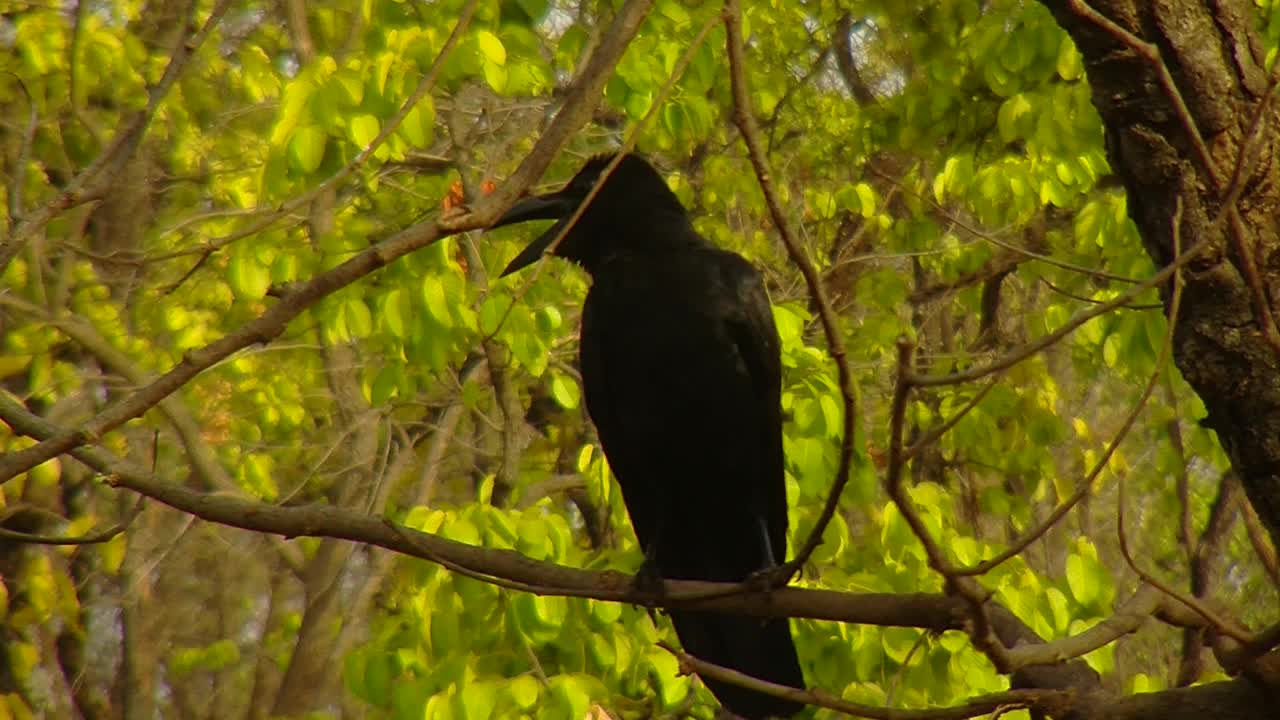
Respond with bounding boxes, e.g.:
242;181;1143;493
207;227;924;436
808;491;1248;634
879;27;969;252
885;339;1012;672
492;10;720;283
952;306;1170;577
1118;468;1252;645
659;641;1065;719
1241;497;1280;588
1004;585;1161;670
1064;1;1219;185
0;499;140;545
724;0;858;581
867;164;1142;285
902;382;996;462
910;241;1204;388
1039;277;1160;310
1178;474;1243;685
5;73;38;225
0;391;1081;637
1113;213;1253;646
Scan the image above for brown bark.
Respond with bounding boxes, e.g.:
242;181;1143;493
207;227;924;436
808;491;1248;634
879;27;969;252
1034;0;1280;714
1039;0;1280;552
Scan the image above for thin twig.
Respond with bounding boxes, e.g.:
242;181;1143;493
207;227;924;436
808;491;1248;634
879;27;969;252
867;164;1142;285
724;0;858;581
658;641;1063;719
1039;277;1160;310
0;499;141;545
910;241;1204;387
5;73;38;225
902;382;996;462
1118;469;1252;645
1113;200;1253;646
1064;0;1220;186
485;11;721;337
953;286;1174;577
886;339;1012;671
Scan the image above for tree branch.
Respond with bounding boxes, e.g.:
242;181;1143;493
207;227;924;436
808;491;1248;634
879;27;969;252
724;0;859;582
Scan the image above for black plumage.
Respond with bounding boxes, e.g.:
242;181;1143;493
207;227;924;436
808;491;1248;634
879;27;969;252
492;153;804;718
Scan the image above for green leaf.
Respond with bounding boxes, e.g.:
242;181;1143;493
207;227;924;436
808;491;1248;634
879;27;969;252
422;276;452;327
334;68;364;106
507;675;539;710
270;78;314;146
241;453;278;500
371;366;401;405
550;372;580;409
382;289;407;338
364;653;393;706
343;297;373;338
228;245;270;301
399;96;436;147
288;126;326;174
350;114;380;147
535;306;561;333
997;94;1033;143
1057;37;1083;80
392;682;431;720
457;681;496;720
1066;548;1099;607
476;31;507;65
645;651;688;709
482;61;508;93
480;295;512;335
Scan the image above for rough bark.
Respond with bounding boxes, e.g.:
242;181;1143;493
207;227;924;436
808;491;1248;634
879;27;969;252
1039;0;1280;552
1034;0;1280;716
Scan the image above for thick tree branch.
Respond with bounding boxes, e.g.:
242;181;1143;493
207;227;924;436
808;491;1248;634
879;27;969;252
13;392;1280;715
1037;0;1280;549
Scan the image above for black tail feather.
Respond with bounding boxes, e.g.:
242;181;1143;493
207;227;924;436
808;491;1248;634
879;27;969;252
670;610;804;719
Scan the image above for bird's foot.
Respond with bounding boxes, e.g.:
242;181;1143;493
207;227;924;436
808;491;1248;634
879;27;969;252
743;559;800;593
633;556;666;619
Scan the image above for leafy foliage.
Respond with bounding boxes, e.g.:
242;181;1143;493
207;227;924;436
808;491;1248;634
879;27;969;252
0;0;1274;718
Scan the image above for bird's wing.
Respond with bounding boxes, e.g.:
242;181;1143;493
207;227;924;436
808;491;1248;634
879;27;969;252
579;284;665;553
719;255;789;566
580;249;788;578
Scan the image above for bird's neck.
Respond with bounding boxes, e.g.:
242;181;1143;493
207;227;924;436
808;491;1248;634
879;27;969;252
577;211;702;274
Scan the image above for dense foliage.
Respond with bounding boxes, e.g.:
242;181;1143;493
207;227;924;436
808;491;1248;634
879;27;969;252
1;0;1276;718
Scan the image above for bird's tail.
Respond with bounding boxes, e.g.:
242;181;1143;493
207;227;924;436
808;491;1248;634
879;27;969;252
669;610;804;719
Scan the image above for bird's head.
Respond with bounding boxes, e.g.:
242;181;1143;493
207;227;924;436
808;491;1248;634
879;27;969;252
490;153;683;276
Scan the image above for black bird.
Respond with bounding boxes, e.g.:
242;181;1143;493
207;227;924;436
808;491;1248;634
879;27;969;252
492;153;804;718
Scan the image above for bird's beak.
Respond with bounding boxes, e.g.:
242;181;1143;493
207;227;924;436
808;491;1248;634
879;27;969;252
490;193;575;277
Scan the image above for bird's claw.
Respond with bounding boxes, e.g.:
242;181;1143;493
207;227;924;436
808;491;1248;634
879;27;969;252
633;558;666;621
634;557;666;599
743;560;799;593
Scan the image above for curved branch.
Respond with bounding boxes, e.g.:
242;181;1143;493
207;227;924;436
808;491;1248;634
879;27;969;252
724;0;859;582
660;641;1066;719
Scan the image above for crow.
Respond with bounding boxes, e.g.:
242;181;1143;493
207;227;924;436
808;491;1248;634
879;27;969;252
492;153;804;719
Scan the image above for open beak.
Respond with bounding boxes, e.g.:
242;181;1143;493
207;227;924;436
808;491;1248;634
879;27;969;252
490;193;575;277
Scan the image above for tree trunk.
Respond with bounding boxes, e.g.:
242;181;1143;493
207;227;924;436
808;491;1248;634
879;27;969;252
1039;0;1280;552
